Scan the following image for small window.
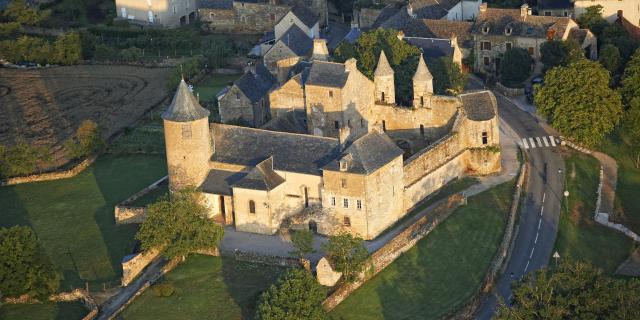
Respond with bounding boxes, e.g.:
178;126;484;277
334;121;340;129
343;216;351;226
173;5;176;13
249;200;256;214
528;47;534;55
382;120;386;132
544;11;551;16
506;42;512;51
381;91;385;102
481;41;491;51
328;91;333;98
340;160;348;171
420;124;424;136
347;119;351;128
360;118;364;128
482;26;490;34
483;57;490;65
505;27;512;36
209;12;214;19
420;96;424;107
343;198;349;208
181;124;192;139
341;179;347;188
331;197;336;206
482;131;488;145
356;200;362;210
235;93;240;101
563;11;568;17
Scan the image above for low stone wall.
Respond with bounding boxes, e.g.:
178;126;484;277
323;194;465;311
4;289;98;320
495;83;524;97
114;175;168;224
594;166;640;243
122;248;162;286
0;155;97;186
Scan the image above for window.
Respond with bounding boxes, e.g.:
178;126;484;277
343;216;351;226
381;91;385;102
340;160;348;171
482;131;488;145
528;47;534;55
235;93;240;101
341;179;347;188
331;197;336;206
334;121;340;129
563;11;568;17
420;96;424;107
343;198;349;208
360;118;364;128
382;120;386;132
328;90;333;98
173;5;176;13
483;57;490;65
181;124;192;138
506;42;512;51
482;26;490;34
544;11;551;16
481;41;491;51
356;200;362;210
209;12;214;19
347;119;351;128
505;27;512;36
420;124;424;136
249;200;256;214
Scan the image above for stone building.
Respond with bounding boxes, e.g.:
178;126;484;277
116;0;198;27
472;3;597;75
574;0;640;26
536;0;574;17
217;64;277;127
362;0;483;29
164;48;501;240
199;0;326;34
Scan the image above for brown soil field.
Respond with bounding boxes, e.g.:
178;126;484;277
0;65;170;167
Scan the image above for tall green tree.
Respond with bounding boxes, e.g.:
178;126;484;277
535;59;622;147
496;260;640;319
598;44;622;73
500;48;532;87
426;57;467;95
290;229;314;259
576;5;608;35
256;268;327;320
0;141;51;178
136;188;224;259
621;48;640;109
540;39;583;71
321;232;368;283
0;226;60;299
622;107;640;168
53;32;82;65
2;0;50;26
64;120;105;159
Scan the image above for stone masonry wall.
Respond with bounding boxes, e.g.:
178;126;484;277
121;248;162;286
199;3;290;34
0;155;97;186
403;132;464;187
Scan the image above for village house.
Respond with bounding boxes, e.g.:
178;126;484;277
536;0;574;18
115;0;198;27
574;0;640;26
359;0;483;29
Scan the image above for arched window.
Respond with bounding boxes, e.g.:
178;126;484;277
249;200;256;214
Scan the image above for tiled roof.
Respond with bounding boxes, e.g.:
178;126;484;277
233;157;285;191
290;4;318;29
211;124;340;175
201;169;245;195
279;24;313;56
473;8;572;40
305;61;348;88
162;80;210;122
460;91;497;122
411;0;461;12
324;132;404;175
234;64;277;103
198;0;233;9
416;19;474;48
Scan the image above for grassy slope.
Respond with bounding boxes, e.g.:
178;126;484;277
0;301;88;320
0;155;167;290
330;180;514;320
553;152;633;274
120;255;286;320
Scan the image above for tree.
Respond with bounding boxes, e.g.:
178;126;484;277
535;59;622;147
426;57;467;95
0;141;51;178
136;188;224;259
290;229;314;259
496;260;640;319
540;39;583;71
321;232;368;283
622;107;640;168
500;48;532;87
621;48;640;109
120;46;143;62
576;5;607;34
256;268;327;320
0;226;59;299
3;0;50;26
64;120;105;159
53;32;82;65
598;44;621;73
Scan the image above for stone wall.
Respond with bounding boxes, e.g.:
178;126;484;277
164;117;212;192
404;152;466;211
495;82;524;97
114;175;168;224
200;2;290;34
0;155;97;186
323;194;465;311
121;248;162;286
403;132;464;187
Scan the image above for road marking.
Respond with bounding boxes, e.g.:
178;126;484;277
542;192;546;203
534;232;539;244
522;138;530;149
530;247;535;259
549;136;557;147
535;137;543;147
524;260;530;272
529;138;536;148
538;218;542;229
542;136;549;147
540;206;544;216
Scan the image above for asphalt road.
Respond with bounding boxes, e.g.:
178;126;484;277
472;84;565;319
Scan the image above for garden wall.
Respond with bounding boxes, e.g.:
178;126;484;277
122;248;163;286
114;175;167;224
0;155;97;186
495;82;524;97
233;249;301;268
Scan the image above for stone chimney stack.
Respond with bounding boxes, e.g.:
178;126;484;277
344;58;358;73
450;34;463;67
397;30;405;41
312;38;329;61
339;126;351;148
479;2;487;13
520;4;530;18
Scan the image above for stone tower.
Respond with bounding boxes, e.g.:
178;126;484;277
312;38;329;61
374;50;395;104
413;54;433;108
162;79;212;192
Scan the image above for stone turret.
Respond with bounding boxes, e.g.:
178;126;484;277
413;54;433;108
162;79;212;192
374;50;395;104
312;38;329;61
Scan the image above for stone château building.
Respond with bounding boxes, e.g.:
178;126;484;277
164;47;501;240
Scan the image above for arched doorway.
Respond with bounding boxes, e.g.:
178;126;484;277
308;220;318;233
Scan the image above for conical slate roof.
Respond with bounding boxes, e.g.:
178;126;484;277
162;79;210;122
374;50;394;76
413;54;433;81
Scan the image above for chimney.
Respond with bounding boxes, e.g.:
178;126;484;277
312;38;329;61
397;30;405;41
407;3;414;17
339;126;351;147
520;4;530;18
479;2;487;13
546;29;556;40
618;10;624;18
450;33;463;67
345;58;358;72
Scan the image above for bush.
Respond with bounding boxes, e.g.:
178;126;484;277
0;141;52;178
64;120;105;160
152;283;175;297
500;48;532;87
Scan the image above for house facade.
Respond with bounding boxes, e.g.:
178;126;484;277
115;0;198;27
574;0;640;26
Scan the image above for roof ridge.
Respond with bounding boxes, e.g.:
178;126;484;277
213;123;340;141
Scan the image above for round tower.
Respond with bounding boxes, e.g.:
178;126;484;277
374;50;395;104
162;79;212;192
413;54;433;108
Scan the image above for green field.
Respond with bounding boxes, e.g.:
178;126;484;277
330;180;515;320
193;74;241;104
0;154;167;291
0;301;88;320
553;152;634;274
120;255;287;320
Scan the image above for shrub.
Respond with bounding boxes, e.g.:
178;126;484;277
152;283;175;297
64;120;105;160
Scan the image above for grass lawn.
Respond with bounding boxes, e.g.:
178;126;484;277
193;74;241;104
330;180;515;320
598;134;640;235
0;301;88;320
553;152;634;274
128;182;169;207
120;255;287;320
0;154;167;291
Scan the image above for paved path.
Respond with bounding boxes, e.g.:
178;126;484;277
591;151;617;215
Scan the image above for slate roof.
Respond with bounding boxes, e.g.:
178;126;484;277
375;51;394;76
405;37;453;59
232;64;277;103
460;91;497;121
198;0;233;9
211;124;340;175
290;4;319;29
162;79;210;122
201;169;246;195
373;3;403;27
343;27;362;44
415;19;474;48
538;0;573;10
324;132;404;175
305;61;348;88
473;8;572;40
279;24;313;56
261;110;308;134
233;157;286;191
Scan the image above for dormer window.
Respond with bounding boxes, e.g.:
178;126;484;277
340;159;348;171
482;25;490;34
505;27;512;36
